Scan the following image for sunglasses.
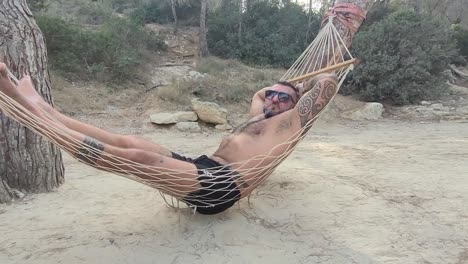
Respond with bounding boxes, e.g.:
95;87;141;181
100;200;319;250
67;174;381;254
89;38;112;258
265;90;293;103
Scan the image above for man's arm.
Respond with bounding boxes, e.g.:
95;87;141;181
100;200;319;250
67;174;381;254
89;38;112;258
294;74;338;129
249;86;270;117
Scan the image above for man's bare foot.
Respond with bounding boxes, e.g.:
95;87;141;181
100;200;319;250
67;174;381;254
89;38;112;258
0;63;44;117
17;74;49;108
0;63;22;100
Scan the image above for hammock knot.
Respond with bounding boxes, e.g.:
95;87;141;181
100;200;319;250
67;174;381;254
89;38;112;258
321;3;366;35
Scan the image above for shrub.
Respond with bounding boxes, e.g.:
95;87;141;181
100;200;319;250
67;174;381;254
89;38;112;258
37;15;166;82
76;2;112;25
208;0;321;68
342;10;457;105
157;80;192;105
27;0;49;12
129;0;200;26
453;24;468;61
106;0;142;13
130;1;171;25
177;57;282;105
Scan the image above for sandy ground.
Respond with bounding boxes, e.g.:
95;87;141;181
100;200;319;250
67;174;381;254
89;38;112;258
1;119;468;264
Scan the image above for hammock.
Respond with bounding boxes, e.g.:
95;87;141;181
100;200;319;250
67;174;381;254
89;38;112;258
0;13;360;213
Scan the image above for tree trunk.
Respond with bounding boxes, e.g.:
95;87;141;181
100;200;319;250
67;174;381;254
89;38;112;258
199;0;209;57
245;0;251;12
320;0;330;15
170;0;178;35
0;0;65;203
238;0;243;45
306;0;313;40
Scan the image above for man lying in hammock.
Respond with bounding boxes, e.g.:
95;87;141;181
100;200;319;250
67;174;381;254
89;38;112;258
0;0;370;215
0;64;335;213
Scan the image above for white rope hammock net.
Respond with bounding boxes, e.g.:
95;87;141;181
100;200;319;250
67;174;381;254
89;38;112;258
0;17;356;212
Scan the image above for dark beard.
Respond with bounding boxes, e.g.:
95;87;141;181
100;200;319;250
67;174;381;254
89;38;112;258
263;108;274;118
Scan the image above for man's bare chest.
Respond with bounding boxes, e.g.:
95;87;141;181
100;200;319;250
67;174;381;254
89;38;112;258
234;119;267;136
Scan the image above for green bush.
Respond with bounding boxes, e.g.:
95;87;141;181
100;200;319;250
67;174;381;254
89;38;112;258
27;0;49;12
208;0;321;68
37;15;166;82
453;25;468;61
130;1;171;25
342;10;457;105
130;0;200;26
106;0;142;13
76;2;112;25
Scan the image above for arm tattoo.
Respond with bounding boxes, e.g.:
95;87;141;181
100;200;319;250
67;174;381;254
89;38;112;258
297;78;337;129
76;136;104;164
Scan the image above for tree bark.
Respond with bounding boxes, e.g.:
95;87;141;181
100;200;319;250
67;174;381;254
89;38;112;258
199;0;209;57
238;0;243;45
245;0;251;12
0;0;64;203
328;0;373;48
170;0;178;35
306;0;313;40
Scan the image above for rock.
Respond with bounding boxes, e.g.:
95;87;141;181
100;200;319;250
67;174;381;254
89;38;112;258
457;106;468;115
431;103;450;112
443;69;457;84
150;111;198;125
175;122;201;132
216;124;233;131
448;83;468;95
191;99;228;124
186;71;206;81
151;65;192;87
343;102;384;121
450;64;468;80
11;189;25;200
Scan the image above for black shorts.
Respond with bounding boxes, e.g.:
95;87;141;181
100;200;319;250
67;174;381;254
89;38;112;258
172;152;241;215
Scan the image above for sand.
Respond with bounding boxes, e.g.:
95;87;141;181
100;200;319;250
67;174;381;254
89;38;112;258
1;119;468;264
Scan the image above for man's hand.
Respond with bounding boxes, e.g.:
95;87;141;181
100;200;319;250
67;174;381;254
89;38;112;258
297;73;337;98
249;87;269;117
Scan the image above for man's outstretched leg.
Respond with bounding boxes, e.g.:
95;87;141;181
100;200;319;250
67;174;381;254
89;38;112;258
0;63;200;198
16;73;172;156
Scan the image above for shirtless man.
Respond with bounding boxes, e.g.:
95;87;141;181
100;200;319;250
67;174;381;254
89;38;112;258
0;1;370;215
0;63;336;214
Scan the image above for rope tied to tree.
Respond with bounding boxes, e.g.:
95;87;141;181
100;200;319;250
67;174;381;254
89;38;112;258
321;3;367;35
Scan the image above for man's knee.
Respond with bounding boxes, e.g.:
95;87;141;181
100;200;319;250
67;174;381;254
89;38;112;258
125;148;153;164
118;134;138;149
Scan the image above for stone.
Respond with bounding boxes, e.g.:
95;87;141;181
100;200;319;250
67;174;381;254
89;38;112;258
448;83;468;95
151;65;192;87
186;71;206;81
150;111;198;125
191;99;228;124
431;103;450;112
175;122;201;133
443;69;457;84
216;124;233;131
457;106;468;115
11;189;25;200
343;102;384;121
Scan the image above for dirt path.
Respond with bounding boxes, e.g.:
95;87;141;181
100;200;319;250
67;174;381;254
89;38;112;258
1;120;467;264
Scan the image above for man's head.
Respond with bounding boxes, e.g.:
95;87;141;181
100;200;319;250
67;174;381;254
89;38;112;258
263;81;299;117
